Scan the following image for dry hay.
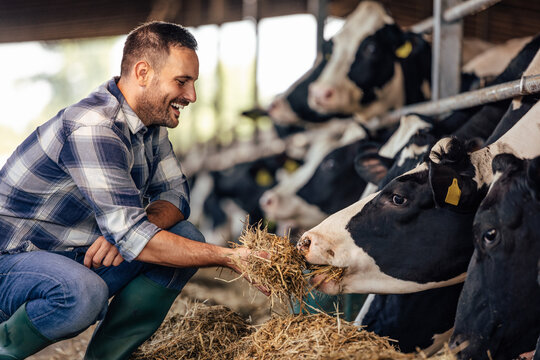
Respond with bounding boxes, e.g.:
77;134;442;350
130;302;253;360
230;313;458;360
232;312;408;360
130;302;458;360
229;221;344;309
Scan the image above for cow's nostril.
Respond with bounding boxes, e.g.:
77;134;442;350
297;236;311;253
323;88;334;100
327;249;335;257
260;192;275;208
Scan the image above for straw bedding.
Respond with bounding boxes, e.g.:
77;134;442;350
131;222;458;359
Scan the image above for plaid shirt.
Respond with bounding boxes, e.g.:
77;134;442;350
0;77;190;261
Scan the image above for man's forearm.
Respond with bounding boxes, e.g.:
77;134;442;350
146;200;184;229
135;230;236;268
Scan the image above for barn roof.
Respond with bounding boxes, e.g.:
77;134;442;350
1;0;539;44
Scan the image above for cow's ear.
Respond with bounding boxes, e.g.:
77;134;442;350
526;156;540;201
428;137;482;213
354;152;393;185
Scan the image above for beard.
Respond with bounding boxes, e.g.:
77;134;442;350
135;78;178;128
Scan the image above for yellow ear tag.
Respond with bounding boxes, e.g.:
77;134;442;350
395;40;413;59
284;159;300;173
255;169;273;187
445;178;461;206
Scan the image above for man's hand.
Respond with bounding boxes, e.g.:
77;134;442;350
229;247;271;296
84;236;124;268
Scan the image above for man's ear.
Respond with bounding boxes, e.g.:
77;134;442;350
133;60;153;86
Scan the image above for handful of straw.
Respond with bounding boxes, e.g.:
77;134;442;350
229;222;345;308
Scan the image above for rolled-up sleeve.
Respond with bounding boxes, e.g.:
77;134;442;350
59;125;160;261
146;128;191;219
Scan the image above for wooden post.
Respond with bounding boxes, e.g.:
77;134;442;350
432;0;463;101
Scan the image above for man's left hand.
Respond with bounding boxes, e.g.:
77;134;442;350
84;236;124;268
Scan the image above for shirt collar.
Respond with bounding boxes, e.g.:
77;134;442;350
108;76;148;135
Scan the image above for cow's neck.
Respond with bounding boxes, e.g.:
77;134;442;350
397;38;432;105
471;100;540;187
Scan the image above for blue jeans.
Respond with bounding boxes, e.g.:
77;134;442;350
0;221;205;340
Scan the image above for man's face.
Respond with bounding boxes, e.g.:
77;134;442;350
136;46;199;128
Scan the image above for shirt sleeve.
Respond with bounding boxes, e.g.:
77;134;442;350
146;128;191;219
59;125;160;261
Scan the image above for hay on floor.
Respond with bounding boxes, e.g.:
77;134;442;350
130;302;252;360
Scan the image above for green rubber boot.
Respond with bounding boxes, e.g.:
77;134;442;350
0;303;52;360
84;275;180;360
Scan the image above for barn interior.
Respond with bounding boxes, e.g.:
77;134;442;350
2;1;540;359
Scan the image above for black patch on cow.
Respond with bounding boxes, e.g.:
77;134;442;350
451;154;540;360
296;140;367;215
285;40;350;123
364;283;464;352
398;31;432;105
428;137;485;214
346;168;475;283
209;153;303;227
348;24;403;105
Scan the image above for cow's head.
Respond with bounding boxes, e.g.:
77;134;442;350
308;1;430;122
451;154;540;360
268;40;351;125
298;137;487;294
260;123;368;229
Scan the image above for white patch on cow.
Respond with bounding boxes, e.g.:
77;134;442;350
379;114;432;158
260;121;367;228
463;36;532;78
396;143;429;167
512;96;523;111
428;137;454;164
471;100;540;188
308;1;394;114
353;63;406;125
267;94;301;124
359;182;379;199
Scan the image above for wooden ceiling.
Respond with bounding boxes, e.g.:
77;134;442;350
0;0;538;44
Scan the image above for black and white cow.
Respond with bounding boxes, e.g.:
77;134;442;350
305;1;532;127
297;95;540;295
189;152;303;246
450;154;540;360
259;121;371;231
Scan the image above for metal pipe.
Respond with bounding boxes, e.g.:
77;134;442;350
411;0;501;33
373;74;540;129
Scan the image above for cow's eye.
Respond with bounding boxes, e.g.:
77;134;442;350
392;194;407;205
482;229;497;245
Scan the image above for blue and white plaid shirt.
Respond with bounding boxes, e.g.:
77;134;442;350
0;77;190;261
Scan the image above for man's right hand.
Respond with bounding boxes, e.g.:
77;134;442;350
84;236;124;268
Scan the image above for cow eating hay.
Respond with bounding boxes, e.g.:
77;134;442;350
229;222;344;309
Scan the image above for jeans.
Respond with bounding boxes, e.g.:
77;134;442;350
0;220;205;340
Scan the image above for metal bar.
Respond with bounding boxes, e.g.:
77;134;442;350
411;0;501;33
373;74;540;128
431;0;462;101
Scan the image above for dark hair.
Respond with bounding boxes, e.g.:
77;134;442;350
121;21;198;76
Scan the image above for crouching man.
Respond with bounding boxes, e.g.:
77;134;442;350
0;21;259;360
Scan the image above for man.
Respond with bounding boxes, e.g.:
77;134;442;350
0;21;259;360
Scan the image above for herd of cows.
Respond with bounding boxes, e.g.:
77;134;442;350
184;2;540;359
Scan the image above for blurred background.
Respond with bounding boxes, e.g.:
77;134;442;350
0;0;538;168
